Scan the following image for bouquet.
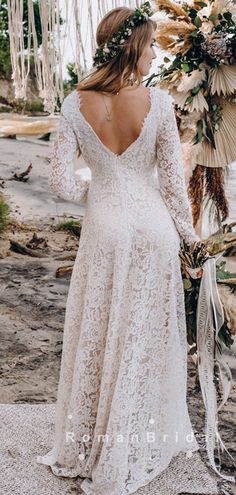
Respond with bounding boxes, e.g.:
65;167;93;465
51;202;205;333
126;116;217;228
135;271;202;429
179;239;235;355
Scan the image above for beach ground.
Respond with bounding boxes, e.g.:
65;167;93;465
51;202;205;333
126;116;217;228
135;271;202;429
0;126;235;492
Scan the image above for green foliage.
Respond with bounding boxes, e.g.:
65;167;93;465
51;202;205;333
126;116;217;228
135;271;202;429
57;219;82;238
194;1;207;7
216;260;236;294
218;324;234;348
194;16;202;28
0;4;11;78
0;194;10;232
63;64;90;100
66;64;79;86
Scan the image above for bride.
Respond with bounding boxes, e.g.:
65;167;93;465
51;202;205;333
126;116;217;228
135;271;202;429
36;2;226;494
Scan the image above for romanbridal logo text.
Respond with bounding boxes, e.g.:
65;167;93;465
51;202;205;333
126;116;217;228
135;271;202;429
65;414;199;459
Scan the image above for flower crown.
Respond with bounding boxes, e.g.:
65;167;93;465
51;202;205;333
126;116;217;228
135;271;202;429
93;1;154;67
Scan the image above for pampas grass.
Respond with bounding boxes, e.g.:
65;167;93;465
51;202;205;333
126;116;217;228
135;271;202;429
154;0;188;19
182;142;202;183
155;33;176;52
156;19;196;37
211;0;233;17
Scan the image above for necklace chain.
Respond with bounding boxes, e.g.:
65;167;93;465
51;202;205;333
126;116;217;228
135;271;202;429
102;94;113;121
101;82;140;122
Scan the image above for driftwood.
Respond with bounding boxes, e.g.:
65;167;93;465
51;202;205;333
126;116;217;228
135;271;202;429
0;119;58;136
54;254;76;261
26;232;48;249
8;164;32;182
9;240;46;258
58;224;82;238
38;132;51;141
56;265;73;278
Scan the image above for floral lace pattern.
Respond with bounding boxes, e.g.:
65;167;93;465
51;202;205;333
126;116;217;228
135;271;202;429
36;87;224;495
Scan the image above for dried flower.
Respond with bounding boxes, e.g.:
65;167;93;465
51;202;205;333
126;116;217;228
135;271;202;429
201;33;230;62
199;20;214;34
177;68;206;92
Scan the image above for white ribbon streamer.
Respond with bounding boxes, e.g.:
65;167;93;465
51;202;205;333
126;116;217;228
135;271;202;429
196;257;235;483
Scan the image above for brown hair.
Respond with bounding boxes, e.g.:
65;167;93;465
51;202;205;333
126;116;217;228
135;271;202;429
76;7;156;94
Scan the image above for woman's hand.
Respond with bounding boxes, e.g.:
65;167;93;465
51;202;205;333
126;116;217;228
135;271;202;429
184;265;203;279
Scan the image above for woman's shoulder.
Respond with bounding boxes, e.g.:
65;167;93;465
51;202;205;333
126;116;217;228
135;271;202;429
60;90;79;118
59;86;174;119
152;86;173;107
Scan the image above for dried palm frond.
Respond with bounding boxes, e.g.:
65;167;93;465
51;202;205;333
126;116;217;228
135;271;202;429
171;89;191;108
197;101;236;167
186;91;209;112
154;0;188;19
209;65;236;96
177;69;207;93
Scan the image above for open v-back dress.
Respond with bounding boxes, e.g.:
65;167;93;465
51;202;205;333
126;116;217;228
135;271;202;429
36;86;223;495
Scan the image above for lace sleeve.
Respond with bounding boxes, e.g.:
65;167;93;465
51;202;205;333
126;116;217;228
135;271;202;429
49;106;90;204
156;93;200;245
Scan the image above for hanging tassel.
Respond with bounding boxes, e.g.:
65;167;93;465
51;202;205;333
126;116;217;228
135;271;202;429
205;167;229;226
197;257;236;483
7;0;28;100
188;164;205;227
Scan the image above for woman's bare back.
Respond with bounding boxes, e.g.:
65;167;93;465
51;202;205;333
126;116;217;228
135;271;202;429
77;86;152;156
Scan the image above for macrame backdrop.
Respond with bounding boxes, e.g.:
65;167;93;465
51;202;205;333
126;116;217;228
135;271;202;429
7;0;142;113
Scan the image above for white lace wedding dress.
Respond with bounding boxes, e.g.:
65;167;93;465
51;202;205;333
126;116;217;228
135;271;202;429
36;86;225;495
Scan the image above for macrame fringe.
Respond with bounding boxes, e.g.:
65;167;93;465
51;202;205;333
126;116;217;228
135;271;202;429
6;0;141;113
